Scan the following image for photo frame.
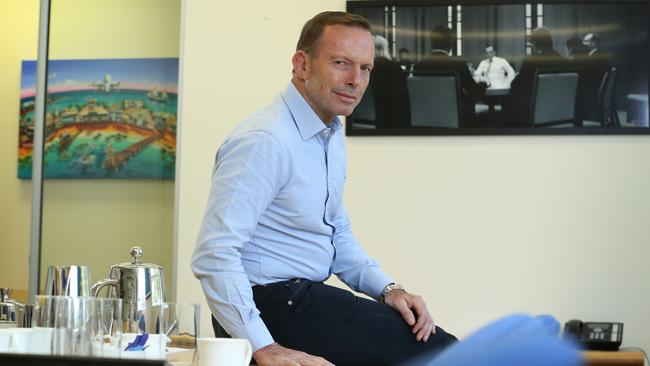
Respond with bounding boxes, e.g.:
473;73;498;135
346;0;650;136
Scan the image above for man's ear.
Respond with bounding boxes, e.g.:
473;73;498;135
292;50;310;79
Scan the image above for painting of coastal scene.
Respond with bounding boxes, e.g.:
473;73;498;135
18;58;178;179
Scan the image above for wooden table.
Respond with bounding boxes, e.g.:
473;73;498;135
583;351;645;366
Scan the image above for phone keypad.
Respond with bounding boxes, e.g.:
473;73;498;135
586;323;622;342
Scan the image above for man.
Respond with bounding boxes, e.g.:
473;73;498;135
565;36;590;61
582;33;601;57
192;11;456;366
412;25;487;126
508;27;569;125
578;33;611;121
361;35;410;128
473;45;515;90
397;47;413;72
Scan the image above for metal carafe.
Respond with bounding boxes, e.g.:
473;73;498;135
43;265;92;297
0;288;32;328
91;246;166;333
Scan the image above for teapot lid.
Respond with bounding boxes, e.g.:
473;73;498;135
111;246;163;270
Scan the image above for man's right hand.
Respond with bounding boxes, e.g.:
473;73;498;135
253;343;334;366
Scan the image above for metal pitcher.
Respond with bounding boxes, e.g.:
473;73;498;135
91;246;167;333
44;265;92;297
0;288;32;328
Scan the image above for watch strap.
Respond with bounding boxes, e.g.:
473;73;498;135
379;283;405;303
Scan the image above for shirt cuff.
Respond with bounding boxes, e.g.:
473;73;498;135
363;269;394;300
229;316;275;352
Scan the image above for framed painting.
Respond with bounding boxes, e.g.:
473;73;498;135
18;58;178;179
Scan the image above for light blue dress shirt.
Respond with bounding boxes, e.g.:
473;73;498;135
191;82;393;351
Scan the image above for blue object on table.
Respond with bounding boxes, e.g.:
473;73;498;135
402;314;581;366
124;333;149;351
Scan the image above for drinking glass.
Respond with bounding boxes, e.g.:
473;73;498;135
160;302;200;365
89;297;123;358
35;295;92;356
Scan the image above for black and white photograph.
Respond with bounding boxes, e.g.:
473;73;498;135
348;0;650;135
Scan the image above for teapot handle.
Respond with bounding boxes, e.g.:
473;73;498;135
91;278;119;297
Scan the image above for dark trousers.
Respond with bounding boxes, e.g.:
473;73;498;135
212;279;457;366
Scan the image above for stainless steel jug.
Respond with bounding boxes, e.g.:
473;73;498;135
44;265;92;297
92;246;166;333
0;288;31;328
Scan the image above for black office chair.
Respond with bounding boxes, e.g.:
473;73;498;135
407;72;461;128
598;66;621;127
212;315;232;338
529;70;580;127
351;86;376;129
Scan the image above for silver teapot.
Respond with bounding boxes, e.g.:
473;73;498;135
92;246;166;333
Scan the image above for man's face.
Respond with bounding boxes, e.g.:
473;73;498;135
583;34;595;48
486;47;495;59
293;24;374;123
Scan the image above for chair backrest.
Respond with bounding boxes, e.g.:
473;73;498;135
407;73;460;128
352;86;376;123
529;71;579;126
598;66;617;124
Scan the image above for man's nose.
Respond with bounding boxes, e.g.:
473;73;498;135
346;68;363;88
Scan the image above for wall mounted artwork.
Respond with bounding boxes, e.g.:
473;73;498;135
18;58;178;179
346;0;650;136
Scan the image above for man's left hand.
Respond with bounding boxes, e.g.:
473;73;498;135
384;290;436;342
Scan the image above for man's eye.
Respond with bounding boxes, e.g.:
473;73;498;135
334;60;347;66
362;66;372;72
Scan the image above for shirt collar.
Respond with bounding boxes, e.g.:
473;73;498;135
281;82;342;140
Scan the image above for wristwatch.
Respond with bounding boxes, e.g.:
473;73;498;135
379;283;405;303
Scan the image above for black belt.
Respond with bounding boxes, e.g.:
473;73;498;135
252;278;303;289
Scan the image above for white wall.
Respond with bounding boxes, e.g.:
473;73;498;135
176;0;650;355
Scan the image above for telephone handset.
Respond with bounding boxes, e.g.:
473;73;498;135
563;319;624;351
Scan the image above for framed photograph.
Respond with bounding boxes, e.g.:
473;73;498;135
18;58;178;179
346;0;650;135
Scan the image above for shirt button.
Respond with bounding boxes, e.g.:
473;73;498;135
288;300;293;305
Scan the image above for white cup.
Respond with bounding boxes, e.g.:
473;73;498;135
197;338;252;366
8;328;32;353
30;327;54;355
0;329;10;353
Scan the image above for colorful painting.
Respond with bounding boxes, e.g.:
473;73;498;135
18;58;178;179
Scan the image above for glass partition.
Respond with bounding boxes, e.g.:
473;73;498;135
28;0;181;299
0;0;41;304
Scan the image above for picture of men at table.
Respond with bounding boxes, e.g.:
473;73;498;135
347;2;648;131
409;26;611;128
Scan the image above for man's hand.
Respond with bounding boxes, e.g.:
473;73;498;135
384;290;436;342
253;343;334;366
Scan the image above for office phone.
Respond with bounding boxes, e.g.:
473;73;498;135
563;319;624;351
